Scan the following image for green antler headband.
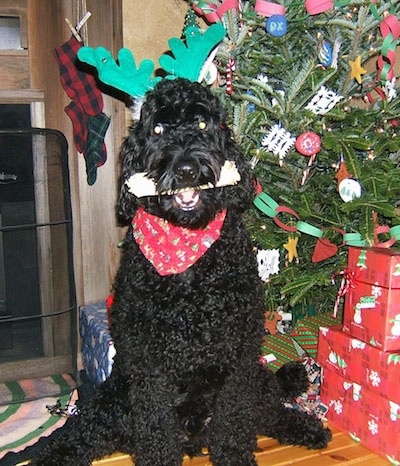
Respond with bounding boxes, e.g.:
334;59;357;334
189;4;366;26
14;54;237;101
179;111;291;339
77;47;161;98
77;23;226;98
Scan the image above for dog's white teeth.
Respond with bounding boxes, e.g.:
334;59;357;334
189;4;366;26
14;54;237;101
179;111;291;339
174;190;200;211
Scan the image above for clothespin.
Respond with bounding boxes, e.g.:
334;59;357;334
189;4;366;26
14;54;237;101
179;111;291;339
65;12;91;43
65;17;82;42
76;12;92;32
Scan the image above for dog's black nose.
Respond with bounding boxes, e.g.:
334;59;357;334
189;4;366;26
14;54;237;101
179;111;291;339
174;160;199;183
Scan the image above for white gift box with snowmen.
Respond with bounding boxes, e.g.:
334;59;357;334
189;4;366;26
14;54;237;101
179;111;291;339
320;366;400;464
343;247;400;351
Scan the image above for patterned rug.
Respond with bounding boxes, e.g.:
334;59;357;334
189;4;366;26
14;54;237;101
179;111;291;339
0;374;77;462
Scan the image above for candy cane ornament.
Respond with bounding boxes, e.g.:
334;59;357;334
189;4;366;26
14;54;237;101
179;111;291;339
295;132;321;185
226;57;236;95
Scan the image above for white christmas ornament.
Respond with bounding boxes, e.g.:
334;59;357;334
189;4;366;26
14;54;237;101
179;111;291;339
256;72;269;84
331;38;341;69
261;124;295;164
257;248;280;281
306;86;343;115
384;77;397;102
271;89;285;107
338;178;362;203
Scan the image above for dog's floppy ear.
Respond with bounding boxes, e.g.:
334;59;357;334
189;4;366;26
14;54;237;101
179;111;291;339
117;122;145;222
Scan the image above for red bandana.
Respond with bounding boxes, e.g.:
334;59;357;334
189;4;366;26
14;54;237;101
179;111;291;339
132;207;227;275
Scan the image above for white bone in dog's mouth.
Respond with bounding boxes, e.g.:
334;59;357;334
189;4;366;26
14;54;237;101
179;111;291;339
173;190;201;211
125;160;240;199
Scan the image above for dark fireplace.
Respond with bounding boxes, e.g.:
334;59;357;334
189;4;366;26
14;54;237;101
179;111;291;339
0;105;77;381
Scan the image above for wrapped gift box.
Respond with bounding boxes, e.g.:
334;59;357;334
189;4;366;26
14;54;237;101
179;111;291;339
317;325;400;404
291;312;342;350
80;301;115;387
263;313;339;371
343;247;400;351
262;334;305;371
320;367;400;464
262;333;328;419
261;332;320;371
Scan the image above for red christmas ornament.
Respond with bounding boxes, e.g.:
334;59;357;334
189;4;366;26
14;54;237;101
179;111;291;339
295;132;321;156
334;160;352;187
312;237;338;262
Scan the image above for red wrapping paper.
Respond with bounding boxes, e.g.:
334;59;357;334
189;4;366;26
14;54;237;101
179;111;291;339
317;326;400;404
320;367;400;464
343;247;400;351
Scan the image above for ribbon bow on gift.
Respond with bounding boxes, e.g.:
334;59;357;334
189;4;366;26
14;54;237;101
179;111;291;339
331;269;360;317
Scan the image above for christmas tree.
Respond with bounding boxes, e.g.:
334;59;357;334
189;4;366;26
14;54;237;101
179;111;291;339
187;0;400;321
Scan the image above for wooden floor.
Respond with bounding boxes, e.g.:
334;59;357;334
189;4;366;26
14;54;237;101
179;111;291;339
93;426;389;465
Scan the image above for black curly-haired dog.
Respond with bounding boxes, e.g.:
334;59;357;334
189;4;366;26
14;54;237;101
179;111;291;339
32;78;331;465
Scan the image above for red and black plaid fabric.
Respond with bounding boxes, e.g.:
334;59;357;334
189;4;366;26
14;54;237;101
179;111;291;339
54;35;110;185
65;101;88;154
54;35;103;116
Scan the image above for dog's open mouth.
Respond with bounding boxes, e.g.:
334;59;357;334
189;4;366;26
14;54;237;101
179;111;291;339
125;161;241;199
173;190;201;211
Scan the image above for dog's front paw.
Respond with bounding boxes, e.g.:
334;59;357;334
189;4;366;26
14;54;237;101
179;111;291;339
305;426;332;450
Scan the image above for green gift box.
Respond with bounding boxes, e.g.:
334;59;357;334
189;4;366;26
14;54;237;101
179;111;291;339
291;313;343;351
261;334;304;371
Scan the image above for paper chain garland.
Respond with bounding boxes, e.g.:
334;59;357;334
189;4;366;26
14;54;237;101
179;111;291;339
370;3;400;85
193;0;399;86
193;0;398;22
254;191;400;251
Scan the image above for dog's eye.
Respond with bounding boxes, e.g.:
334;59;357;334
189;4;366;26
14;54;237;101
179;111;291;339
153;124;164;135
198;121;207;130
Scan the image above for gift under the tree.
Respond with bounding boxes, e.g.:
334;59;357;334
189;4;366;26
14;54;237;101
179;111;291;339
261;333;316;371
291;312;342;351
262;334;328;419
317;325;400;405
343;246;400;351
320;366;400;464
80;301;115;387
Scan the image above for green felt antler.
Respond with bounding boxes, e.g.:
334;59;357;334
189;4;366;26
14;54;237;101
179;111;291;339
159;23;226;82
77;46;161;98
77;24;226;98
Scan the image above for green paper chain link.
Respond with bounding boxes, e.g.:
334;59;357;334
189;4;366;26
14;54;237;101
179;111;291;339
254;191;400;248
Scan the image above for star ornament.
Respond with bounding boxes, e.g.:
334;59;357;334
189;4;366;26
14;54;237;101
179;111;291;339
283;236;299;263
349;55;367;84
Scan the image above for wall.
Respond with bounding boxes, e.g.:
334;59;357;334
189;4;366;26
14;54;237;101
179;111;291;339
122;0;189;63
28;0;125;309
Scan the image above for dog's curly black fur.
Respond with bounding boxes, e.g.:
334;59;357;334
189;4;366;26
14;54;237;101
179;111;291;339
32;78;331;466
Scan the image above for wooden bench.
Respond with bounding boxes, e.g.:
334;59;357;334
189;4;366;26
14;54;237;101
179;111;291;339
93;426;388;465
